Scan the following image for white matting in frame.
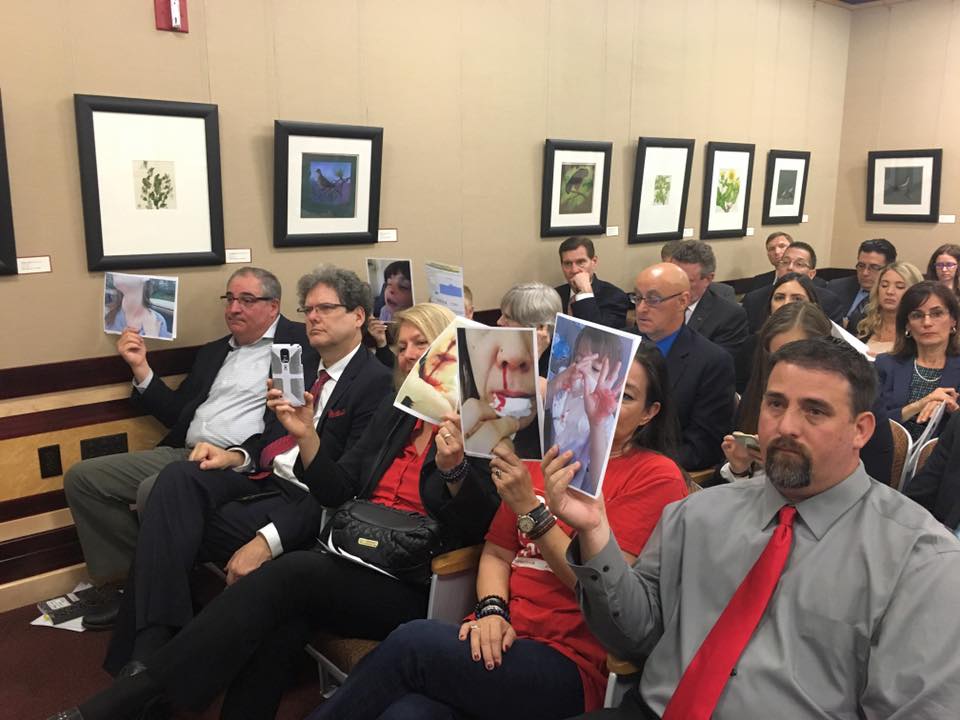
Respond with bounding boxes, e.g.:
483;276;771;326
93;112;211;257
636;146;690;235
707;149;751;233
549;149;606;229
872;156;935;216
286;135;372;235
767;156;807;219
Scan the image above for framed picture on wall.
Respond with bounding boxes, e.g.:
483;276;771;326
74;94;225;271
761;149;810;225
700;141;755;239
0;92;16;275
274;121;383;247
866;148;942;222
627;137;695;244
540;139;612;238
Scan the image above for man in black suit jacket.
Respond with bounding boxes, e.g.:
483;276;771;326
65;268;309;616
105;266;393;670
554;236;630;329
633;263;735;470
906;411;960;533
741;242;846;332
828;238;897;331
746;231;793;291
669;240;749;358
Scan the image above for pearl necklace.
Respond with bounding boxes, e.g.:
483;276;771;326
914;359;943;383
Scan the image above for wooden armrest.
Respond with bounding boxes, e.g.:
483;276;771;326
431;544;483;575
606;653;641;676
687;468;713;486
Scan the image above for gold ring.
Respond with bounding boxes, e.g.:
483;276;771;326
470;623;479;630
442;432;452;440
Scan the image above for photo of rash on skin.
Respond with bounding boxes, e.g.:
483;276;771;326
421;335;456;391
394;321;462;423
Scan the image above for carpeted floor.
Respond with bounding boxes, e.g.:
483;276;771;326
0;601;325;720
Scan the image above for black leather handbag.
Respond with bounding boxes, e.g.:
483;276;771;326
326;499;443;584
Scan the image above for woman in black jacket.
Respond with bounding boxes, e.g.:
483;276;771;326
51;303;500;720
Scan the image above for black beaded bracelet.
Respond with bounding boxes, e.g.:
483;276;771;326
477;605;510;623
476;594;508;613
438;459;468;483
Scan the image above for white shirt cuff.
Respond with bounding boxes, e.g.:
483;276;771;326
227;447;253;473
573;291;595;302
133;370;154;392
258;524;284;559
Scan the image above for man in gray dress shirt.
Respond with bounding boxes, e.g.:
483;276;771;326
549;337;960;718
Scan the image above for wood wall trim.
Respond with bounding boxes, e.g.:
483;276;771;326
0;344;201;400
0;491;67;523
0;398;146;441
0;563;87;615
0;526;83;585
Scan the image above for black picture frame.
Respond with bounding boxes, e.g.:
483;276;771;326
273;120;383;247
75;94;224;271
0;92;16;276
761;149;811;225
540;138;613;238
628;137;695;244
700;141;755;239
866;148;942;223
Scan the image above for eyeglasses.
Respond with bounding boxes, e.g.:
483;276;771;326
855;262;885;273
220;293;275;307
297;303;347;316
776;258;811;271
935;262;958;270
628;291;682;307
907;307;949;323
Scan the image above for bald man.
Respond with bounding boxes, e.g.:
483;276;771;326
632;263;735;469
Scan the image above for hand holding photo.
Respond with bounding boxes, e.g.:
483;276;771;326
544;314;639;497
103;272;177;340
366;258;414;321
457;327;542;461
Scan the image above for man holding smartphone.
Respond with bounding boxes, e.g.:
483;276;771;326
104;265;393;676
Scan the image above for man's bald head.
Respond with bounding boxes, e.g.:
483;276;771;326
632;263;691;341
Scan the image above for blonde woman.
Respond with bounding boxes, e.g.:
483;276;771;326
856;262;923;356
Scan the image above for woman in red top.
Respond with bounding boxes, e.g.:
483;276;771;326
51;303;501;720
307;342;688;719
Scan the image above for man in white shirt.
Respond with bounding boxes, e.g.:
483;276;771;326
65;267;309;627
103;266;393;674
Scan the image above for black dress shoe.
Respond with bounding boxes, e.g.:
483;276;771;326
117;660;148;679
46;710;83;720
80;590;122;631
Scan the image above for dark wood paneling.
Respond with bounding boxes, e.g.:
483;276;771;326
0;526;83;585
472;308;500;326
0;344;201;400
0;490;67;523
0;399;146;441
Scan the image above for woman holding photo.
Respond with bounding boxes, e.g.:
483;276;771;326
304;343;687;720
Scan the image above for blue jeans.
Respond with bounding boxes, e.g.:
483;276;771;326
307;619;585;720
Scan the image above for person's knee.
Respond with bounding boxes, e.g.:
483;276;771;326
384;619;452;657
135;473;159;516
149;460;204;499
63;459;97;502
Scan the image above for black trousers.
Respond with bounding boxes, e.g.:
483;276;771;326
144;549;429;718
105;460;319;672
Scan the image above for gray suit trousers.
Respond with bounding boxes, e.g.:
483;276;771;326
63;446;190;582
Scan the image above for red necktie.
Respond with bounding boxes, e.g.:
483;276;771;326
255;370;331;475
662;505;798;720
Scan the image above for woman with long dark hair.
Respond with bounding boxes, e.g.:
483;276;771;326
50;303;501;720
305;342;687;720
924;243;960;298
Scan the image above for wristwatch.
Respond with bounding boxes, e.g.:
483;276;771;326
517;503;552;534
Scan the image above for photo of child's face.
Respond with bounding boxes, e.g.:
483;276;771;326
384;272;413;314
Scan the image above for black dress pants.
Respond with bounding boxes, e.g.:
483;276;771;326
105;460;319;672
144;550;429;719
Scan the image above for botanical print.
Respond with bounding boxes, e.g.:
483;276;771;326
884;166;923;206
559;163;595;215
653;174;671;205
715;168;741;212
133;160;176;210
300;153;358;218
775;169;798;205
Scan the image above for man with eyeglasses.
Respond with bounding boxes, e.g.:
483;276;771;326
630;263;735;470
828;238;897;330
741;242;845;332
101;265;393;674
65;267;311;630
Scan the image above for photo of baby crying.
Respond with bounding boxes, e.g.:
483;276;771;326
544;314;638;497
457;326;543;461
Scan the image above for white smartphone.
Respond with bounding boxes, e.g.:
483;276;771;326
270;344;305;407
732;431;760;451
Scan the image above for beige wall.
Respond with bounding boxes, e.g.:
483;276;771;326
0;0;852;368
832;0;960;270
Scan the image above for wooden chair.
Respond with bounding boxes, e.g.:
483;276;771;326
306;544;484;696
906;438;939;489
888;419;912;491
604;654;643;708
687;468;714;487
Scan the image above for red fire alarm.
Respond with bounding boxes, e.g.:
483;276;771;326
155;0;189;33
